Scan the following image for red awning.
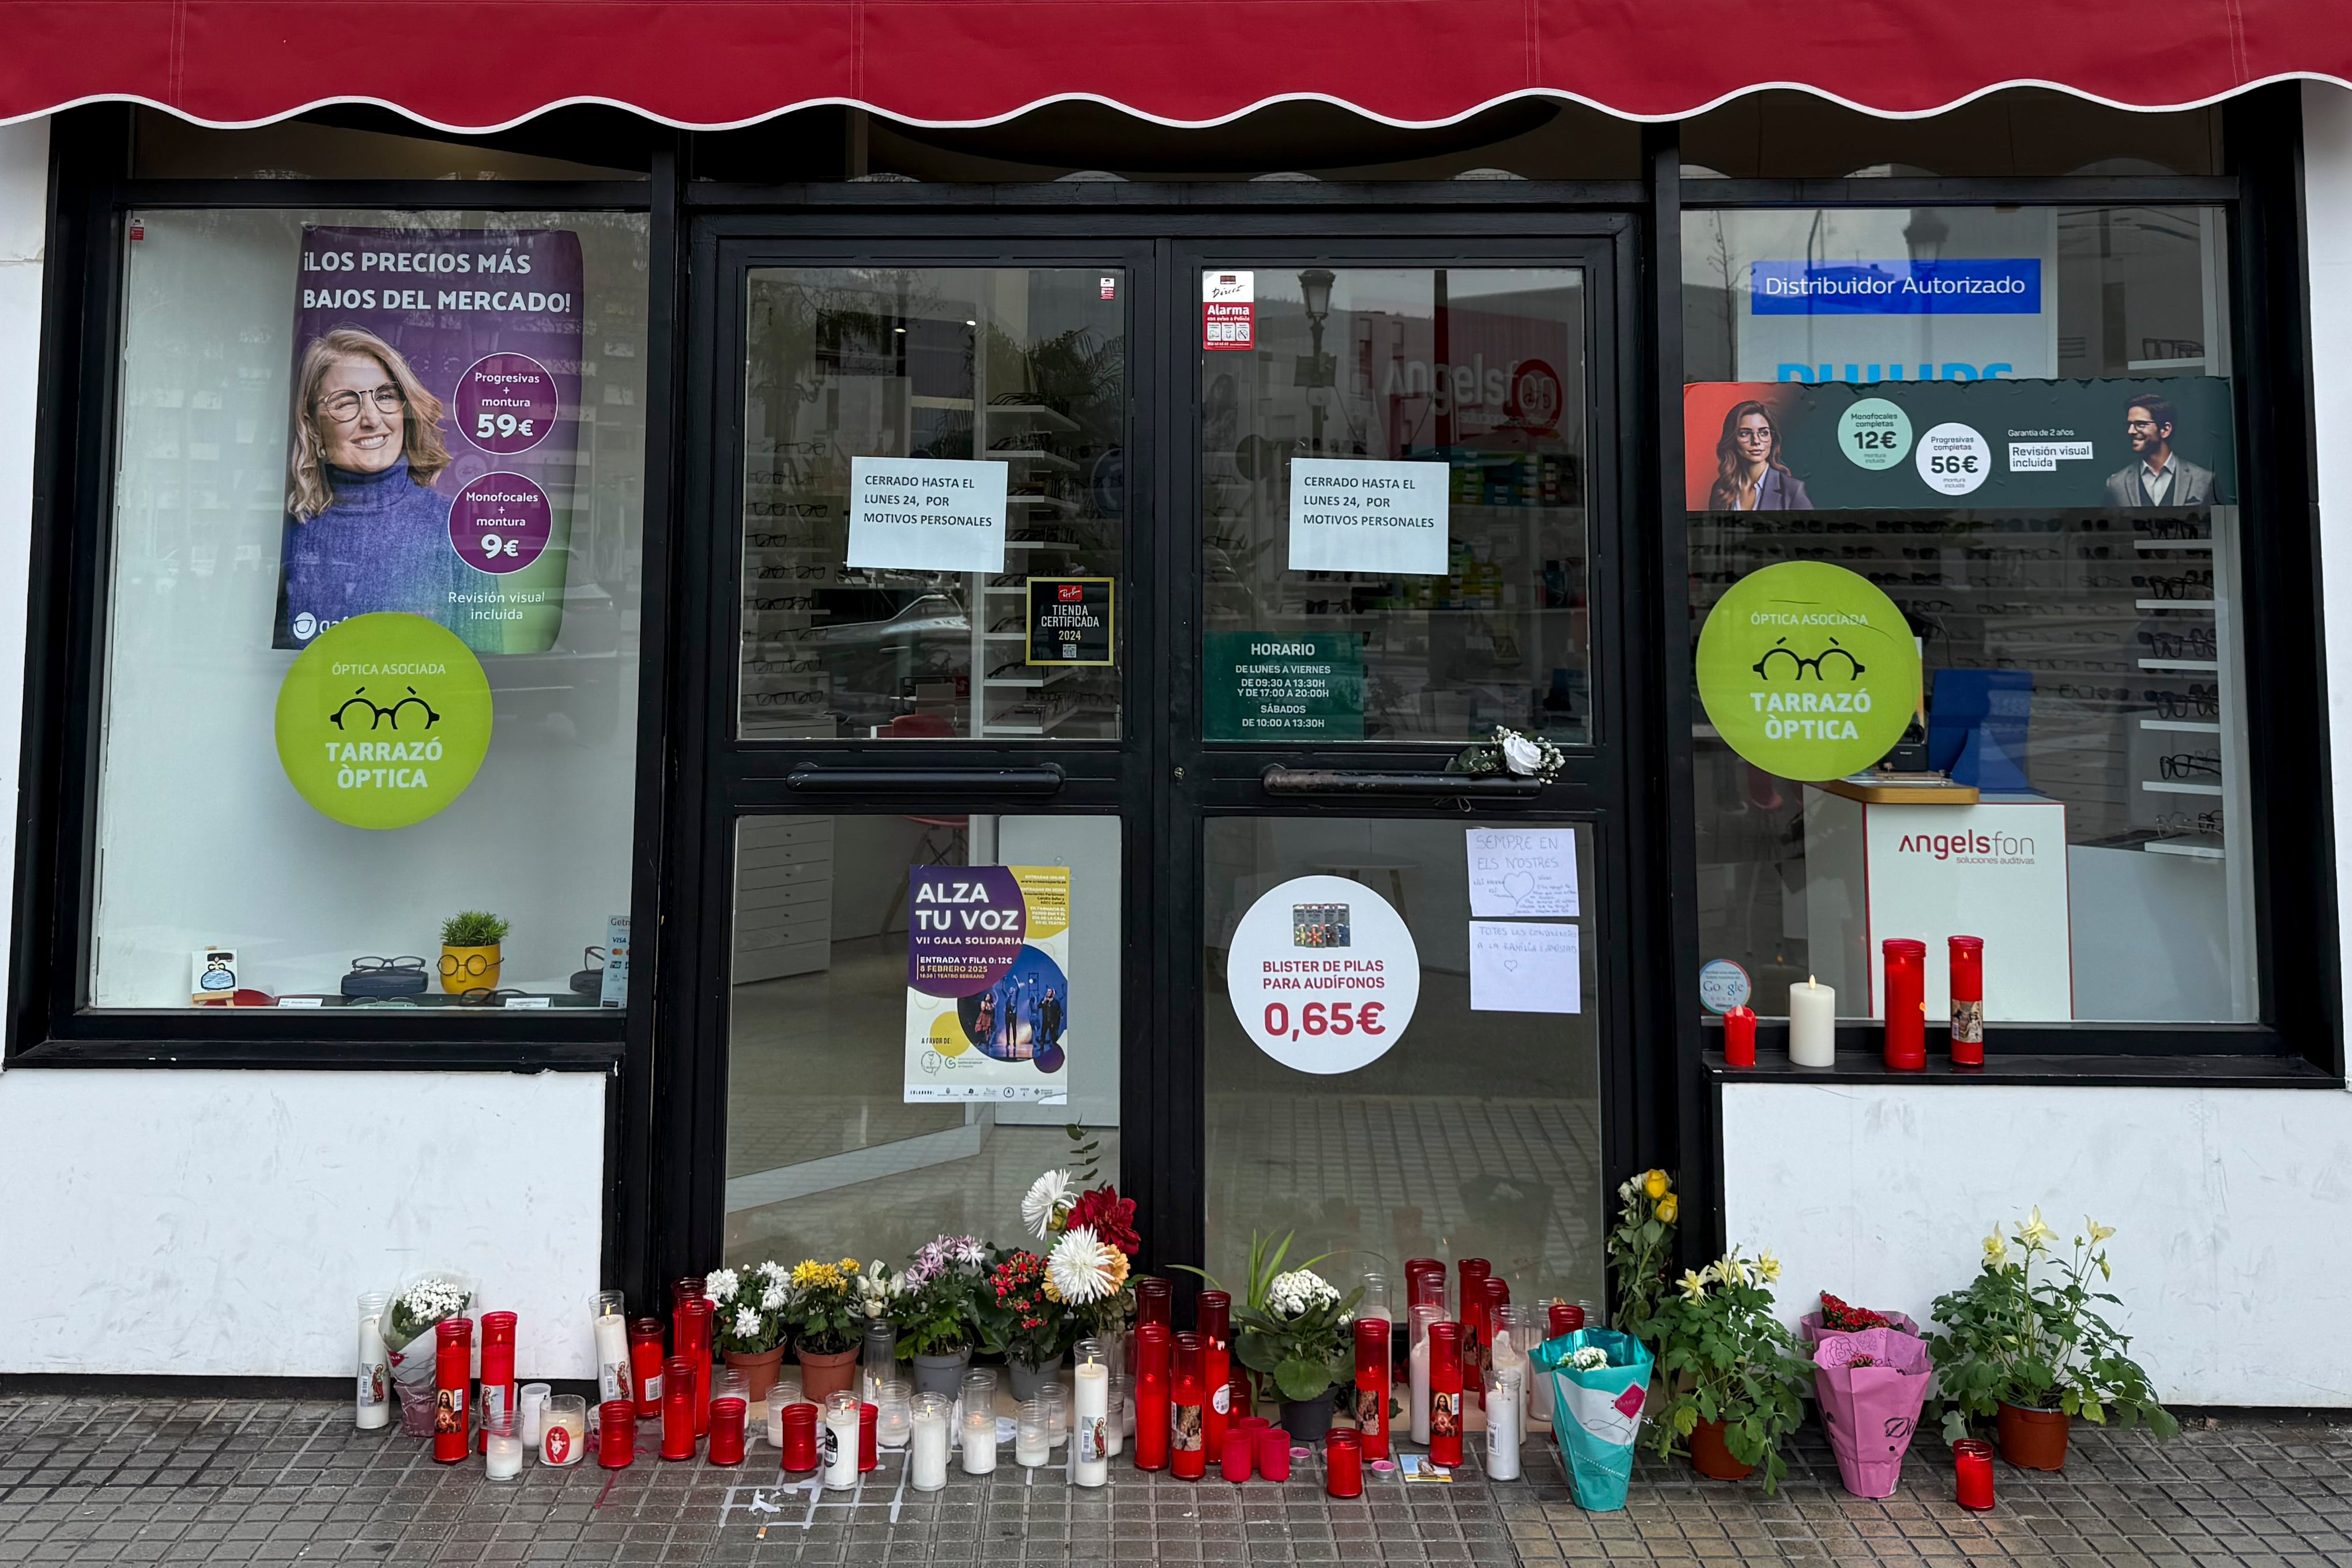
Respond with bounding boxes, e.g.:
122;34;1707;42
0;0;2343;131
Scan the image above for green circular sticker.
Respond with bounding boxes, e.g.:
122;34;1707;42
1695;562;1920;782
275;613;493;830
1838;397;1913;470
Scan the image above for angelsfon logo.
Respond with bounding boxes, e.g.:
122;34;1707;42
275;612;493;830
1897;829;2038;866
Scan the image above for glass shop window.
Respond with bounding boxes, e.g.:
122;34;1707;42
88;208;650;1010
130;107;650;181
1679;91;2225;179
1680;206;2253;1026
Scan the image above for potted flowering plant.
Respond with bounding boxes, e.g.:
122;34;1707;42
782;1257;868;1400
1607;1168;1679;1345
977;1249;1072;1400
709;1263;790;1402
380;1272;474;1437
1800;1291;1922;1345
1186;1231;1360;1441
1022;1158;1141;1340
1927;1210;2177;1470
896;1236;989;1397
1642;1249;1811;1492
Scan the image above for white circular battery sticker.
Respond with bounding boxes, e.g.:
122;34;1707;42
1226;874;1420;1074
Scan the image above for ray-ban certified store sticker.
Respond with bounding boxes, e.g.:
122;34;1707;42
274;612;493;830
1227;874;1419;1075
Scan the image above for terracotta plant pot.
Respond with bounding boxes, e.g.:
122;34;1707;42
1996;1401;2070;1471
1688;1416;1756;1481
439;944;502;994
796;1343;861;1402
725;1345;787;1404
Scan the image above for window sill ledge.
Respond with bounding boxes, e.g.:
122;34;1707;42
3;1039;625;1072
1705;1048;2340;1090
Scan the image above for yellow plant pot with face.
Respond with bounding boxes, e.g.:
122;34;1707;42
440;945;502;994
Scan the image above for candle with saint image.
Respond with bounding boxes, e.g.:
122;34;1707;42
1427;1321;1463;1468
1352;1317;1390;1461
1170;1332;1207;1480
1073;1347;1109;1487
1788;975;1837;1067
593;1291;631;1406
478;1311;518;1433
431;1318;472;1465
355;1292;390;1430
1407;1303;1439;1445
1949;935;1985;1067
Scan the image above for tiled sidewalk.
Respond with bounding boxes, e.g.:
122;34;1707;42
0;1397;2345;1565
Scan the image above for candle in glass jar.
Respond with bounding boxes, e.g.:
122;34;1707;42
1950;935;1985;1067
1073;1354;1110;1487
519;1383;551;1449
432;1318;472;1465
627;1319;665;1420
1352;1318;1390;1461
1134;1323;1171;1471
960;1405;996;1474
1105;1374;1129;1457
910;1394;949;1491
1484;1365;1521;1480
707;1397;747;1467
541;1395;587;1467
1015;1401;1051;1468
821;1393;860;1490
862;1320;897;1405
1170;1333;1206;1480
478;1311;518;1434
1196;1291;1232;1462
1427;1322;1463;1468
1883;938;1927;1071
1407;1303;1439;1445
875;1380;913;1449
1788;975;1837;1068
484;1416;523;1481
659;1355;696;1460
594;1292;632;1407
355;1292;390;1430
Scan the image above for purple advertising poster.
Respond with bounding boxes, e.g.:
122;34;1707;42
274;227;584;654
906;867;1028;997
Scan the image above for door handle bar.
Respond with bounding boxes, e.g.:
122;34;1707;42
785;764;1066;796
1260;766;1542;799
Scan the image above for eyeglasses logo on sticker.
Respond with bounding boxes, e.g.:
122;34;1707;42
1750;638;1866;683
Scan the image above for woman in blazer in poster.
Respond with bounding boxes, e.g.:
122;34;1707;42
1707;399;1814;511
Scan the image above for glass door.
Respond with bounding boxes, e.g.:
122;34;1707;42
673;238;1158;1277
1171;242;1634;1310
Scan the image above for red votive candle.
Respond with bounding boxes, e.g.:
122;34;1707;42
1548;1302;1586;1338
708;1396;747;1467
1427;1321;1464;1468
1954;1438;1996;1509
659;1355;696;1460
1134;1324;1170;1471
1197;1291;1232;1462
597;1400;635;1468
680;1298;715;1437
1171;1332;1207;1480
1882;938;1927;1071
1352;1317;1391;1461
1135;1277;1172;1330
478;1311;518;1434
1950;935;1985;1068
1256;1426;1292;1482
857;1402;877;1471
670;1277;705;1313
1220;1428;1253;1482
628;1318;666;1419
1458;1261;1492;1404
1324;1428;1364;1498
1723;1005;1758;1068
432;1318;472;1464
779;1402;818;1471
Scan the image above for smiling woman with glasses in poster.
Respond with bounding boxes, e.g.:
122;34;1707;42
272;326;462;650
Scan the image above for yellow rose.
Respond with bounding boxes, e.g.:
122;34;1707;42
1644;1169;1671;1201
1655;1193;1680;1224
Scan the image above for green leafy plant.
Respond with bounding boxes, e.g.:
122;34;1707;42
780;1257;868;1356
1064;1124;1103;1186
440;910;510;947
1608;1167;1680;1345
1180;1231;1361;1405
894;1237;989;1358
1642;1249;1811;1493
708;1263;789;1355
1927;1209;2179;1443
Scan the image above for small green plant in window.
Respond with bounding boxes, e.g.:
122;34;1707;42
440;911;511;947
438;911;511;995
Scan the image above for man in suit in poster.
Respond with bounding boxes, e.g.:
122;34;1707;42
2105;393;2217;507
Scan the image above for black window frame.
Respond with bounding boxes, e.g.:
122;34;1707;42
1654;87;2345;1090
6;105;683;1072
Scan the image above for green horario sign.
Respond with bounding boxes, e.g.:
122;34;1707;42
1694;561;1920;782
276;613;494;830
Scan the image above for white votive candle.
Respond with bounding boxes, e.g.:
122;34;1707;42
1073;1359;1109;1487
1485;1366;1522;1480
961;1407;997;1473
355;1294;390;1431
1789;975;1837;1067
485;1428;523;1480
910;1394;950;1491
823;1393;861;1490
1409;1303;1437;1445
519;1384;551;1450
593;1309;632;1405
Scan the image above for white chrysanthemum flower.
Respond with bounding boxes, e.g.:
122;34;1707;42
1046;1226;1118;1306
707;1268;741;1303
760;1282;787;1311
732;1306;761;1340
1022;1169;1075;1239
757;1260;790;1282
1265;1268;1339;1318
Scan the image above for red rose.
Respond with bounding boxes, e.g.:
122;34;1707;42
1066;1187;1140;1254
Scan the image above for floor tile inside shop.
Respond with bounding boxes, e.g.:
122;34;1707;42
2;1399;2346;1565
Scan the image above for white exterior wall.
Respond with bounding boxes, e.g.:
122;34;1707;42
0;115;607;1379
1724;80;2352;1411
